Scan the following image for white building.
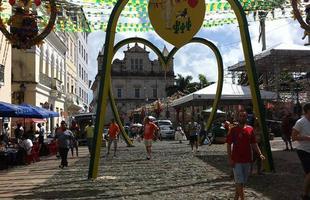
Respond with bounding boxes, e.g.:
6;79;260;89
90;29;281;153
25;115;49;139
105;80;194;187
76;32;91;111
92;43;175;124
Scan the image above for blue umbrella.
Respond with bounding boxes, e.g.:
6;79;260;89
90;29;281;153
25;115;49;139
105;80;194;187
33;106;59;118
0;102;49;118
0;101;22;117
20;103;50;118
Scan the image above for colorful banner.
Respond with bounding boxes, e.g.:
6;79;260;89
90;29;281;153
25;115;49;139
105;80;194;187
0;0;294;32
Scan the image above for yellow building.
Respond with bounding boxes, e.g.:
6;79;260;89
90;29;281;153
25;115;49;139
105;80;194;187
11;32;66;133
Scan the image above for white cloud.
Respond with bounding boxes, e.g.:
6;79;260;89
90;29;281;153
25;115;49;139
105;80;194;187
87;18;306;85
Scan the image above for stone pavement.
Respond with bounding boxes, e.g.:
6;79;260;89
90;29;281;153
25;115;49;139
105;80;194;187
0;138;305;200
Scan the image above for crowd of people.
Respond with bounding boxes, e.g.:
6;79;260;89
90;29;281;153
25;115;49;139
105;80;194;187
1;103;310;199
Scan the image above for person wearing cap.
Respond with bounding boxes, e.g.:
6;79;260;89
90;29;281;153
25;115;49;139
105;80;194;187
143;116;159;160
55;121;73;169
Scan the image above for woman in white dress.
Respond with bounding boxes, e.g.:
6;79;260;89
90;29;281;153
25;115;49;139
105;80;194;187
175;125;184;143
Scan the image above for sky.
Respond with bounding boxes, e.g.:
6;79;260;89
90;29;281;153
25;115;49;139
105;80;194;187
87;17;306;84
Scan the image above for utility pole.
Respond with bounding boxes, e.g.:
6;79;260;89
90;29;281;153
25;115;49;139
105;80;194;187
258;11;268;51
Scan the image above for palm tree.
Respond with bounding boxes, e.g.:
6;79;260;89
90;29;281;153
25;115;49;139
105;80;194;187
198;74;211;89
166;74;212;96
176;74;193;93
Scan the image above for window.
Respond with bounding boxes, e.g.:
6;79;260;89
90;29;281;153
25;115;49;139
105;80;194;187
71;85;74;93
131;59;134;70
86;53;88;64
134;88;140;98
153;88;157;98
70;41;72;57
0;64;4;85
67;76;70;92
139;59;143;70
79;41;81;53
135;59;138;70
117;88;122;98
79;87;81;97
79;65;81;77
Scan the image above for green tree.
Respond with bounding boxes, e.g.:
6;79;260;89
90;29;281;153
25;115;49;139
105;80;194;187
198;74;211;89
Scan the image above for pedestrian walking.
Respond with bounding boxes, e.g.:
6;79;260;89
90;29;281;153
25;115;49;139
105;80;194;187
84;120;94;154
189;121;200;153
107;119;120;157
226;111;265;200
282;112;294;151
143;116;159;160
175;123;184;143
55;121;73;169
292;103;310;200
69;121;79;157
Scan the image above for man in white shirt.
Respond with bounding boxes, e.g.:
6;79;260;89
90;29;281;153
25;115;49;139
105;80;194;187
20;136;33;155
292;103;310;200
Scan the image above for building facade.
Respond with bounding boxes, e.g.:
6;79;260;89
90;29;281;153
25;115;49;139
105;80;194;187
93;43;175;124
11;32;66;132
64;32;83;116
0;33;12;103
0;32;12;132
76;32;91;112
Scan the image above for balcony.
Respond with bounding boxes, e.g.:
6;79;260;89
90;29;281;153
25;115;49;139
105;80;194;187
65;93;84;112
39;73;63;93
39;73;52;88
52;78;63;92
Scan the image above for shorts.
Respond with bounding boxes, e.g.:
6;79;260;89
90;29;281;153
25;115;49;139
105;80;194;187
144;139;152;147
282;134;291;142
297;149;310;174
108;138;118;146
233;163;251;184
189;135;198;143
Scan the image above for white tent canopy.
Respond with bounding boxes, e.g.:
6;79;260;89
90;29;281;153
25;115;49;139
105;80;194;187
171;82;277;107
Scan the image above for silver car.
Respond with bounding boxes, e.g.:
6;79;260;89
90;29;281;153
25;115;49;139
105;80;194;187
156;120;175;139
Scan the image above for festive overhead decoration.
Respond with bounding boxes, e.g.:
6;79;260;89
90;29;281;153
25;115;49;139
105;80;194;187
0;0;300;33
0;0;57;49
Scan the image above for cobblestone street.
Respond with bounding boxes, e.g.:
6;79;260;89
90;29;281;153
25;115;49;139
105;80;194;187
0;138;304;200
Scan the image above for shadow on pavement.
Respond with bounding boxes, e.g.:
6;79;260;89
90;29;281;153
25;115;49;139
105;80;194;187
197;150;304;200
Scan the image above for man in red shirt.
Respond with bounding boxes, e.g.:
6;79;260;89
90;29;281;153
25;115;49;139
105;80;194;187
143;116;159;160
226;111;265;200
107;119;120;157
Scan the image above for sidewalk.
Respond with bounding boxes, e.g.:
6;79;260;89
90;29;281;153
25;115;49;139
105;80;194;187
0;140;304;199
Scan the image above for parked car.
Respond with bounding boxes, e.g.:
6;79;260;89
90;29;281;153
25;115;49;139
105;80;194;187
155;120;175;139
